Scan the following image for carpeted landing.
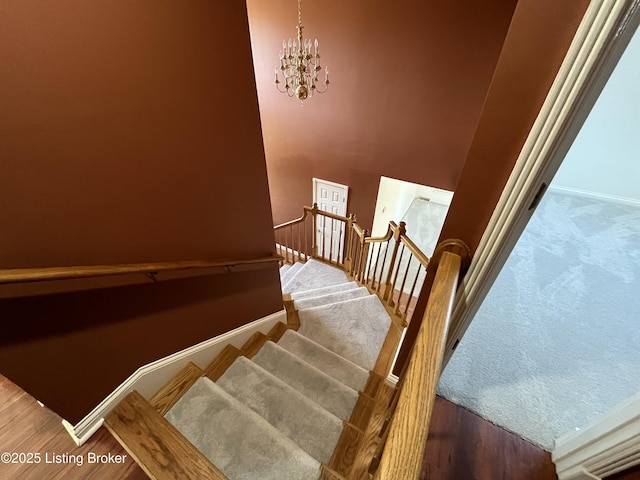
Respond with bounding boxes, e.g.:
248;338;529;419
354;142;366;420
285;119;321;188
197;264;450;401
165;259;392;479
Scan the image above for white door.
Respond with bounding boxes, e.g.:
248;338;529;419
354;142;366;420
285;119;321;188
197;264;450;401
313;178;349;262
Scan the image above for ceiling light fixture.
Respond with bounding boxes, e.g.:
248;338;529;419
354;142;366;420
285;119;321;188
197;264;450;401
274;0;329;104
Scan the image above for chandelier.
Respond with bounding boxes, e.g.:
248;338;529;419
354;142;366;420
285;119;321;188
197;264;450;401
274;0;329;103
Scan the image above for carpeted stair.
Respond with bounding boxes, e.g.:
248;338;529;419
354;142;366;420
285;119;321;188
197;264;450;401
164;259;392;479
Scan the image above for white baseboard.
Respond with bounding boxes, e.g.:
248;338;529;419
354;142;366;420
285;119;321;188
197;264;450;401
553;391;640;480
275;243;309;263
549;185;640;207
64;309;286;446
385;326;406;387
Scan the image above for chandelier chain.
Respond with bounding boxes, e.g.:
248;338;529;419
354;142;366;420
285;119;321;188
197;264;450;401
298;0;302;27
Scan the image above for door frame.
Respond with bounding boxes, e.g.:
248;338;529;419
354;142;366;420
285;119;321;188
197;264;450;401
312;178;349;262
443;0;639;476
312;178;349;215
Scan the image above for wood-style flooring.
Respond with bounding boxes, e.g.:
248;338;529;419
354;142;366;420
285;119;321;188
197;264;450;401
421;396;558;480
1;374;558;480
0;374;146;480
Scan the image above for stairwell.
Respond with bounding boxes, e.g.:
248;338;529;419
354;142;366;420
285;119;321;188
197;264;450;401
106;258;399;479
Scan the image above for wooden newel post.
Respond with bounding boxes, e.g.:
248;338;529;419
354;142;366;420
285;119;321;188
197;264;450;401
358;229;370;282
282;293;300;330
383;221;406;300
311;203;319;259
344;214;355;274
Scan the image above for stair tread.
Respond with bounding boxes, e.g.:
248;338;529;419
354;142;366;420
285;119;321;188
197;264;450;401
282;259;349;294
297;295;392;371
290;281;360;300
279;264;292;278
280;262;304;287
165;377;321;480
217;356;343;464
253;341;358;420
293;287;370;310
151;260;393;479
105;390;225;479
278;329;369;392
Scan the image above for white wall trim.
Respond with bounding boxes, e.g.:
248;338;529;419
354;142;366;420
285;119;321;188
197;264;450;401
549;185;640;207
275;243;308;263
552;392;640;479
385;326;406;387
63;309;285;445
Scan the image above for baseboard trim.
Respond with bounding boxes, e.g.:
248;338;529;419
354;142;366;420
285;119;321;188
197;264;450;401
65;309;286;445
275;243;310;264
385;373;400;387
549;185;640;207
385;326;406;386
553;391;640;480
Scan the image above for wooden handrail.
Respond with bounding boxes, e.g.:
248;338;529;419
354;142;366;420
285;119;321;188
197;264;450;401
0;256;281;285
273;209;310;230
375;250;462;479
352;223;367;237
363;222;395;244
304;204;351;223
359;222;429;269
399;234;430;267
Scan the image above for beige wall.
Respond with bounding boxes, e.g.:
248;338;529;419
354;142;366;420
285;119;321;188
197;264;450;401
0;0;282;423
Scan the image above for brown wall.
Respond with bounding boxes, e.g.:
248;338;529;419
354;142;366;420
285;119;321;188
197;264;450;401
439;0;591;251
0;1;282;422
247;0;519;228
395;0;591;373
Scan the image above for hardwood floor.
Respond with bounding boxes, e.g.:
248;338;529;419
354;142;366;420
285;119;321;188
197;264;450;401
0;375;146;480
421;396;558;480
1;374;559;480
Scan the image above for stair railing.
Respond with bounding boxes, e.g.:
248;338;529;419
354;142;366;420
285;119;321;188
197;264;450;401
275;208;472;478
349;221;431;324
274;203;355;267
0;256;280;285
373;244;468;479
275;205;430;325
273;207;313;265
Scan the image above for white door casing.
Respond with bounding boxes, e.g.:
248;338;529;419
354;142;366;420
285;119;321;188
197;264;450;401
313;178;349;263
